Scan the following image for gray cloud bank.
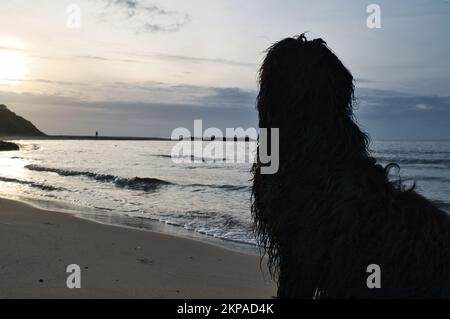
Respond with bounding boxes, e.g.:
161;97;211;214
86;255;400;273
1;85;449;140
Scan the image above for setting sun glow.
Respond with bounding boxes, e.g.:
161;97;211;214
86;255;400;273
0;51;27;83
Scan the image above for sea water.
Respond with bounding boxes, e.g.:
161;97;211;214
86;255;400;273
0;139;449;252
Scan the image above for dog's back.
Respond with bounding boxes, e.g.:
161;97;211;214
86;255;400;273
252;35;450;298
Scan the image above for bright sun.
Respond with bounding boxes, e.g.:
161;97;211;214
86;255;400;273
0;51;27;82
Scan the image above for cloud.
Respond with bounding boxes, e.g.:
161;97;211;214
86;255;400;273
108;81;257;107
3;80;447;117
0;79;257;109
0;89;257;137
73;55;144;64
97;0;191;34
0;46;23;52
0;90;82;105
30;51;254;68
138;15;191;33
2;86;450;139
416;103;433;111
352;88;450;140
1;78;88;87
105;0;171;17
355;87;450;117
355;78;379;84
199;87;257;108
352;87;450;139
1;42;255;69
81;50;256;68
143;51;257;67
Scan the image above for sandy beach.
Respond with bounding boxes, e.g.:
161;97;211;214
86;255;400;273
0;197;276;299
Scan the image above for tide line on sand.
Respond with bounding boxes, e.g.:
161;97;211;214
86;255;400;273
0;197;275;298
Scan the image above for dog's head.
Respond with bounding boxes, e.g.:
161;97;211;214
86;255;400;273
257;34;355;130
252;35;374;284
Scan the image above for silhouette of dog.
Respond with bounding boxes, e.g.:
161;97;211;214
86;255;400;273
251;34;450;298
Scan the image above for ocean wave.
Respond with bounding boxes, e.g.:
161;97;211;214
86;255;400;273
17;143;40;151
432;200;450;213
25;165;172;192
0;176;64;191
25;164;248;193
149;210;256;245
155;154;228;162
372;150;450;156
376;157;450;166
185;183;251;191
183;165;225;170
403;175;450;183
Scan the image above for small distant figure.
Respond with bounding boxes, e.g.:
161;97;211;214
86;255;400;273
95;131;98;138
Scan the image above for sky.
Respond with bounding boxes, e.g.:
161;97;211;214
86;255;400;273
0;0;449;139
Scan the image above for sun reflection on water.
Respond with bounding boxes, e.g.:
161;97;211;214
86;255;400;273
0;155;28;180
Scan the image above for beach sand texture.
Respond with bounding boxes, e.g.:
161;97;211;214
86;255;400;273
0;198;276;298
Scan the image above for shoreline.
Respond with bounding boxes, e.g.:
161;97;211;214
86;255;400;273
0;137;260;255
0;197;275;298
1;136;256;142
4;194;260;255
0;135;171;141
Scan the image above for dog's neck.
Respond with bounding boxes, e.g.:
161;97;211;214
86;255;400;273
280;115;372;169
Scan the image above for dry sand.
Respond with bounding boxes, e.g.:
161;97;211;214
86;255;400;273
0;197;276;298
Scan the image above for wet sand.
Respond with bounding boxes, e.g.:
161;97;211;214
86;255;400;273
0;197;275;298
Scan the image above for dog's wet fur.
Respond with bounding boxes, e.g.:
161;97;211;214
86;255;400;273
251;34;450;298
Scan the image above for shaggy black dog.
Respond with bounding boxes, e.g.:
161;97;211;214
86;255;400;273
251;34;450;298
